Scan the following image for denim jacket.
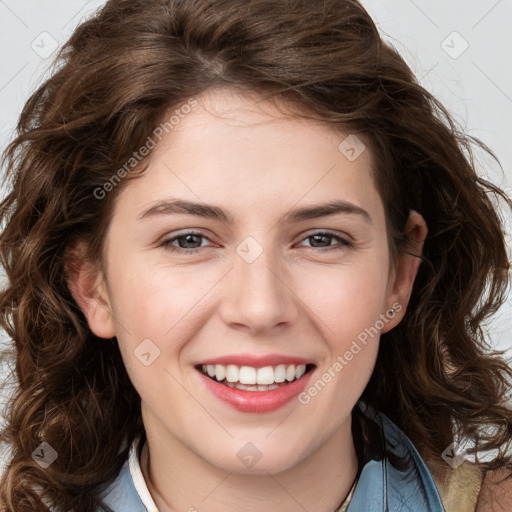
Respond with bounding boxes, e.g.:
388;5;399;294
99;401;450;511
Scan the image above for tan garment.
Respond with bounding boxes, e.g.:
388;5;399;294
335;479;357;512
432;461;483;512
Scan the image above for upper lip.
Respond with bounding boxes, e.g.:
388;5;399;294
196;353;313;368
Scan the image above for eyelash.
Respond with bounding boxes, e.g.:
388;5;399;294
160;230;354;254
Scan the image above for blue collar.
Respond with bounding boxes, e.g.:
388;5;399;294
346;401;445;511
100;402;445;511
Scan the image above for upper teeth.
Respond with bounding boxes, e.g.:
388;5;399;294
201;364;307;385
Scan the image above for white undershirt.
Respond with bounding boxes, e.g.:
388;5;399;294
127;434;355;512
128;436;160;512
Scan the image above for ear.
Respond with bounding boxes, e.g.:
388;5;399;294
381;210;427;333
64;241;116;339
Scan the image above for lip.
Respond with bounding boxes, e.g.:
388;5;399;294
197;353;312;368
196;364;315;413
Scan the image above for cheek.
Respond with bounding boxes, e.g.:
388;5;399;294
106;254;203;336
296;266;387;411
105;268;191;405
299;257;390;341
105;257;220;382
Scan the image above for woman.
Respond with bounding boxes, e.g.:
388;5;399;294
0;0;511;510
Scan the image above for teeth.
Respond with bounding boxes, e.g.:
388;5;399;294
200;363;308;386
239;366;257;384
226;364;239;383
215;364;226;381
286;365;296;381
256;366;274;385
225;382;281;391
274;364;286;383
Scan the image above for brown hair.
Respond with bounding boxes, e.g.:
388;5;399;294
1;0;511;509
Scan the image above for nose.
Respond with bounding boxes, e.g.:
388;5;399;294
218;244;299;336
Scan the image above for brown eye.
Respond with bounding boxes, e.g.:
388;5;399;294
308;233;335;248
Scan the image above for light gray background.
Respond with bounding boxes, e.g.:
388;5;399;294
1;0;511;469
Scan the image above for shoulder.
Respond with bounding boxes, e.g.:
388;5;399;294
476;468;512;512
431;462;512;512
431;461;482;512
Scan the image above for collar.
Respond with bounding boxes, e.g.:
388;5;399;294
128;436;356;511
345;401;445;511
102;401;445;511
127;436;159;512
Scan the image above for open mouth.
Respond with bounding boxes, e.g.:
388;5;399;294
196;363;316;392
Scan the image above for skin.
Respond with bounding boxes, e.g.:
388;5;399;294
477;469;512;512
68;87;427;512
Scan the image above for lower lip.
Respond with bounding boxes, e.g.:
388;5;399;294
197;369;314;413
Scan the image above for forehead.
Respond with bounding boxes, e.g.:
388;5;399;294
112;87;383;226
158;87;361;154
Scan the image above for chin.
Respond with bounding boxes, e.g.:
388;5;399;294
198;437;313;476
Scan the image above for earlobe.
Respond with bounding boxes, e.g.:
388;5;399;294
382;210;427;333
65;242;116;339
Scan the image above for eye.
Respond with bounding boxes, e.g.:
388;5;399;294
161;231;213;254
160;229;353;255
297;231;353;251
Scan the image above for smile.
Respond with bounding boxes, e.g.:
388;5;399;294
199;363;311;391
195;360;316;413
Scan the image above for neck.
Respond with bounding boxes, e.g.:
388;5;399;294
140;416;359;512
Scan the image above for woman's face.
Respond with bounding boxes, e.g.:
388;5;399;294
71;87;424;474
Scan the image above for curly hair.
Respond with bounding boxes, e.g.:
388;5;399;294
0;0;511;510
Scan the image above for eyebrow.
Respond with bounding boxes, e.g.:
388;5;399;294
138;198;372;224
